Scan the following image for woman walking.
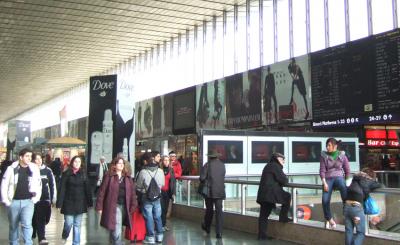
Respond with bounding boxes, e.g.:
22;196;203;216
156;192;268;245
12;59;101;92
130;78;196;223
320;138;350;229
56;156;93;245
96;156;137;245
31;153;57;245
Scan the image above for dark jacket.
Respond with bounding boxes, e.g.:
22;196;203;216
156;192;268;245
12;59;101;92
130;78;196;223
56;168;93;215
38;165;57;203
257;159;289;204
346;172;382;204
200;158;226;199
96;172;137;231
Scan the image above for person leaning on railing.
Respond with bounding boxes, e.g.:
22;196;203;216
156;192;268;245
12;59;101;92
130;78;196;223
344;168;382;245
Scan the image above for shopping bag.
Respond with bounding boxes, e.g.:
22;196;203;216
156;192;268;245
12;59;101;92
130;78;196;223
364;196;380;215
197;180;209;198
125;208;146;242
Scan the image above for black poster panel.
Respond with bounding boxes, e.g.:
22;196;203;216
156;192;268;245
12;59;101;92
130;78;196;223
208;140;243;164
252;141;284;164
292;141;321;163
153;96;162;137
163;93;173;136
15;120;31;151
226;69;262;129
172;87;196;135
87;75;117;174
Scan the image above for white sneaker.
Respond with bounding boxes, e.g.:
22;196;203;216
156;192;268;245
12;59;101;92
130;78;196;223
143;236;156;244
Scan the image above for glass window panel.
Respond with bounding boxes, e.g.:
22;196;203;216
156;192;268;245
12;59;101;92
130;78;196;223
328;0;346;47
349;0;368;41
371;0;393;34
204;21;213;83
310;0;325;52
263;0;274;65
277;0;290;61
249;0;260;69
237;5;247;73
293;0;307;56
215;17;224;79
224;12;235;76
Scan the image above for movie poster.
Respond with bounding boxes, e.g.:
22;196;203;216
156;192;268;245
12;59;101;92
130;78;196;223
208;140;243;164
261;55;312;125
136;98;153;139
196;79;226;130
226;68;262;129
153;96;162;137
173;87;196;135
251;141;284;164
292;141;321;162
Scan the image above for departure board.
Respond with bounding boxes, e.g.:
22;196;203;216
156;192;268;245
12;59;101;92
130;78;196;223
312;29;400;127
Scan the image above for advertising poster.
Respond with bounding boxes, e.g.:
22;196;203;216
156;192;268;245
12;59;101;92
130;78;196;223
208;140;243;164
173;87;196;135
262;55;312;125
162;93;173;136
115;73;135;163
292;141;321;162
153;96;162;137
136;98;153;139
6;120;31;160
226;68;262;129
196;78;226;130
87;75;117;168
339;142;356;162
251;141;284;164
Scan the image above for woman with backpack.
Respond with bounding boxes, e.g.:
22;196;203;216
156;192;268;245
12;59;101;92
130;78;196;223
56;156;93;245
159;155;176;231
136;152;165;244
96;156;137;245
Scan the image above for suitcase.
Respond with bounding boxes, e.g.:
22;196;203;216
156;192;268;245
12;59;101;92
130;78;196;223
125;209;147;242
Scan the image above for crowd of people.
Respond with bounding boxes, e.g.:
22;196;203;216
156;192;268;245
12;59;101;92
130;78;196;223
0;139;385;245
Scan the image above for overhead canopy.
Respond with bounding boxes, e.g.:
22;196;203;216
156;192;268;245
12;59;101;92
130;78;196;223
0;0;244;123
46;136;86;146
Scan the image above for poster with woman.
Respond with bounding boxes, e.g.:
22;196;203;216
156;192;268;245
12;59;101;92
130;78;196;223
135;99;153;139
196;79;226;130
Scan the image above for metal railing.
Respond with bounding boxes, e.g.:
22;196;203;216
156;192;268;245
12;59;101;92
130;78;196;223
175;174;400;242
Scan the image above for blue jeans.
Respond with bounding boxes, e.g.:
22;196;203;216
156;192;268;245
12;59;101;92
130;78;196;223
62;214;83;245
322;177;347;220
141;199;163;241
7;199;35;245
344;203;366;245
110;205;125;245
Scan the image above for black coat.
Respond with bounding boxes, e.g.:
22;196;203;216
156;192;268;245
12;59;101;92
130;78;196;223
346;172;381;204
200;158;226;199
56;168;93;215
257;159;288;204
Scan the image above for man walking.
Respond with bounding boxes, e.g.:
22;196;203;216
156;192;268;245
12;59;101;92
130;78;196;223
1;148;42;245
200;150;226;239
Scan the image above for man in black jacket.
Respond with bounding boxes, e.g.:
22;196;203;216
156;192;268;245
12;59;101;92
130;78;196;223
256;152;292;240
200;150;226;239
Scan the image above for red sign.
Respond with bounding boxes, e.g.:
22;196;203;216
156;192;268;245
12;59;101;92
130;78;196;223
365;129;386;139
387;130;399;140
367;139;386;147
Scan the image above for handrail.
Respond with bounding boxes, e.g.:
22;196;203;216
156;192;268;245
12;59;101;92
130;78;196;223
179;175;400;194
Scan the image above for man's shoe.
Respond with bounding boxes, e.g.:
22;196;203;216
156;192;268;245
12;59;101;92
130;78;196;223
279;218;293;223
258;235;274;240
201;223;210;234
216;233;222;239
39;239;49;245
143;236;156;244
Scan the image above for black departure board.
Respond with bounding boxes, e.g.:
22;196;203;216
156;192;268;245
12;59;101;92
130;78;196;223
312;29;400;127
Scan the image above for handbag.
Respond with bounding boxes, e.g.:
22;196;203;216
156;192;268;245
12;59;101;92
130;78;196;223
364;196;380;215
197;163;210;198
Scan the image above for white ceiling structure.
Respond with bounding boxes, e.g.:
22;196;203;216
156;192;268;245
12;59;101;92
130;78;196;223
0;0;246;123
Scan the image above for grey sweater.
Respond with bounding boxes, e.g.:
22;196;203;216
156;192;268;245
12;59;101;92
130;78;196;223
136;163;165;194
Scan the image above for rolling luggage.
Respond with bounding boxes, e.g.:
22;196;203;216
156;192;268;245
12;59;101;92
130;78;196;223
125;208;146;242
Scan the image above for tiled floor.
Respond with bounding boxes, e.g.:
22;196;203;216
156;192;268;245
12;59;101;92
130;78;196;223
0;205;299;244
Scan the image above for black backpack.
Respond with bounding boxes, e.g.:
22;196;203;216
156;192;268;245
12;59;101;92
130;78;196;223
146;170;161;201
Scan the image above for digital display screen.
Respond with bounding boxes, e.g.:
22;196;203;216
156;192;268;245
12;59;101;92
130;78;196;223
292;141;321;163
